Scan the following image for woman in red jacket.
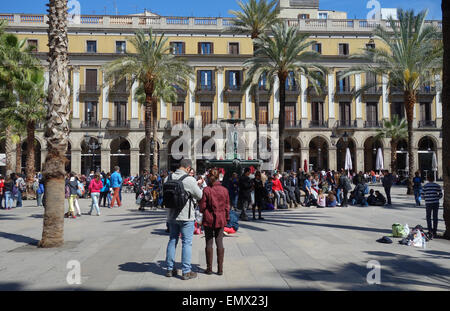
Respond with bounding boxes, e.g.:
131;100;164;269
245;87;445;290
271;173;287;209
199;168;230;276
88;173;103;216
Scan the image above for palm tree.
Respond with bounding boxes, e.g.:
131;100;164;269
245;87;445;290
38;0;71;248
375;116;408;174
229;0;280;159
342;9;442;194
103;29;193;173
441;0;450;239
0;69;46;185
243;22;326;171
0;26;38;174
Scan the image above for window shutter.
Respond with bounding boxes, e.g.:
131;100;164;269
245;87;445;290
198;42;202;54
239;71;243;87
211;70;215;90
197;71;201;89
182;42;186;55
225;71;230;89
210;42;214;54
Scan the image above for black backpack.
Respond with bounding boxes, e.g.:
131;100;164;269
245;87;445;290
163;174;192;215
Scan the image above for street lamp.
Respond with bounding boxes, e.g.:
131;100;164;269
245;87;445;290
84;133;103;173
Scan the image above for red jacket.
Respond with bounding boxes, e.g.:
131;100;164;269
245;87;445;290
0;179;4;195
272;178;283;192
89;179;103;193
199;181;230;229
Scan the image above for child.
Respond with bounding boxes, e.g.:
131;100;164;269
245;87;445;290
317;189;326;208
327;191;337;207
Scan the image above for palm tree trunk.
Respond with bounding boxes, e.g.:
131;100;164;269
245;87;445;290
38;0;70;249
390;140;398;174
26;121;36;199
254;87;260;160
152;97;158;174
144;98;151;172
441;0;450;240
5;126;15;173
278;74;286;172
15;141;22;174
404;91;415;195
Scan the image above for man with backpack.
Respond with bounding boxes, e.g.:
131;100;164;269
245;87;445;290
164;159;203;280
339;172;352;207
15;174;26;208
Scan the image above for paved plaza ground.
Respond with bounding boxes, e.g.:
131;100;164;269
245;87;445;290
0;184;449;291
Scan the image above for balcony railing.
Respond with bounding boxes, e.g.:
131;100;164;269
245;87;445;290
80;85;101;95
196;85;216;94
225;85;244;93
285;120;301;128
109;86;130;97
364;120;381;128
285;85;301;95
4;14;440;34
363;87;382;95
418;86;437;95
307;86;328;96
336;120;357;128
418;120;436;128
335;87;353;95
309;120;328;128
81;120;101;128
106;120;130;129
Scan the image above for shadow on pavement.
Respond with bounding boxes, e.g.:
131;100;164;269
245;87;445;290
0;232;39;246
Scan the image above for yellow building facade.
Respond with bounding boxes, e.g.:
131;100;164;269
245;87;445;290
1;1;443;177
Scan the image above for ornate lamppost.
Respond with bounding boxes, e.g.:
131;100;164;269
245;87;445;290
84;133;103;173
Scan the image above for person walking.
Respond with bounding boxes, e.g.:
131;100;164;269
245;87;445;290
381;170;394;206
165;159;203;280
100;172;111;208
237;168;253;220
413;171;423;207
3;174;15;210
66;172;80;218
15;174;26;208
0;175;4;209
252;171;267;220
422;175;443;239
88;173;103;216
110;166;123;208
36;178;45;207
339;173;352;207
199;169;230;276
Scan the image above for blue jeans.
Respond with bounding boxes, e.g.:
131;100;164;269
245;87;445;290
425;203;439;234
89;192;100;215
16;191;22;207
414;189;422;206
5;191;14;209
336;189;342;204
372;176;376;183
166;220;195;274
37;193;44;207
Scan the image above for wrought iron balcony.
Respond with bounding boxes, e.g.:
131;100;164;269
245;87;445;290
307;86;328;97
106;120;130;129
418;86;436;95
364;120;381;128
309;120;328;128
196;84;216;95
418;120;436;128
335;87;353;96
363;87;382;95
336;120;357;128
224;84;244;94
80;84;101;95
108;86;130;98
285;85;301;95
285;120;301;128
81;120;101;128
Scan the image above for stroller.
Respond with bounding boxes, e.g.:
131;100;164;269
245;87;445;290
137;185;156;211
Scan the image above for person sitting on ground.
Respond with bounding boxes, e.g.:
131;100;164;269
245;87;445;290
367;189;377;206
327;191;337;207
375;190;387;206
354;182;368;206
317;189;326;208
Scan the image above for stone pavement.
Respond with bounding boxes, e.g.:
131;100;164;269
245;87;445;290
0;184;449;291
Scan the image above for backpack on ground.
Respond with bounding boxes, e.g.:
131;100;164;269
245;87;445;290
162;174;192;215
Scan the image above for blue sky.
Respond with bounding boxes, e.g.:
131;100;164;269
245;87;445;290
0;0;442;19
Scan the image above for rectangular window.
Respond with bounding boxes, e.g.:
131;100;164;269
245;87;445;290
85;102;98;123
114;102;127;122
366;102;378;126
226;71;242;90
85;69;98;91
198;42;213;55
259;103;268;125
312;43;322;54
285;103;296;127
115;41;126;54
170;42;185;55
318;12;328;19
229;102;241;119
259;73;267;90
87;40;97;53
229;42;239;55
339;102;351;124
172;102;184;125
198;70;213;90
285;72;296;91
298;14;310;19
391;102;405;120
336;72;350;92
419;102;431;121
311;102;324;123
27;39;38;52
338;43;349;56
200;102;212;127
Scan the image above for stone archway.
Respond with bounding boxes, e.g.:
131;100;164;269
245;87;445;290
110;137;131;177
309;137;329;171
196;136;217;173
364;137;383;172
336;138;356;172
81;137;101;175
139;139;161;174
284;136;301;172
418;136;437;179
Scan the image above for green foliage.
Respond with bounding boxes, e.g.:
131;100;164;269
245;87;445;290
375;115;408;142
